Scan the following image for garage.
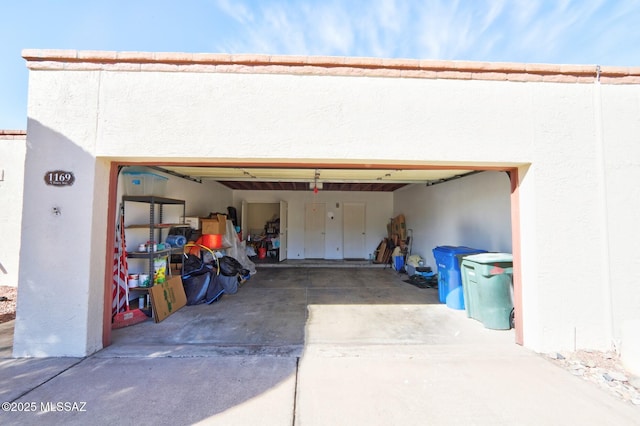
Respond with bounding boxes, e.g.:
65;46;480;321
13;50;640;358
108;162;515;350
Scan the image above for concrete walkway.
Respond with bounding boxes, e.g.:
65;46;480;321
1;268;638;425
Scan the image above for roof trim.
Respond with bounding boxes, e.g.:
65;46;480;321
22;49;640;84
0;130;26;139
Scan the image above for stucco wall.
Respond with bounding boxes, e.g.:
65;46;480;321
15;52;640;356
0;133;26;287
14;69;107;356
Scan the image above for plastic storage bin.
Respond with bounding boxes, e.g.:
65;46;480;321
405;255;424;276
432;246;486;310
460;252;513;330
123;171;168;196
393;255;405;272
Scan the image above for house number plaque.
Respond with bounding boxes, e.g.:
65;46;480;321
44;170;75;187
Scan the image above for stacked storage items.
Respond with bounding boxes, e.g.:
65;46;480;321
432;246;486;310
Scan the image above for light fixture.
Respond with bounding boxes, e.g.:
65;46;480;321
310;169;322;192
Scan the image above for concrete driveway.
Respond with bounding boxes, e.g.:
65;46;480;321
1;267;638;425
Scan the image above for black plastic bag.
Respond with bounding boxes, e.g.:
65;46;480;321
205;274;225;304
213;273;239;295
183;272;212;305
183;251;243;305
182;253;215;305
219;256;244;277
182;253;212;279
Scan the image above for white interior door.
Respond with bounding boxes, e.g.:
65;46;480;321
343;202;366;259
279;200;288;261
304;202;325;259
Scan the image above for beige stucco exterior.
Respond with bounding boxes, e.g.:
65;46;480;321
0;131;26;288
12;50;640;362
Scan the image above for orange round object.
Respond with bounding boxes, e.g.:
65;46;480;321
201;233;223;249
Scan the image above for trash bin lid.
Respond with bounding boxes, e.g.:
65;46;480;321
463;252;513;264
433;246;486;255
432;245;458;253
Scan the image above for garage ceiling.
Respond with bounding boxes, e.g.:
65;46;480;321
152;165;480;192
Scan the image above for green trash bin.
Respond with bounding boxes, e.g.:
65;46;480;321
460;253;513;330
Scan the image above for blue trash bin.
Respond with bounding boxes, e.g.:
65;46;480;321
432;246;487;310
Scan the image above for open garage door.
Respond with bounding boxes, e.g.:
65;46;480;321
104;162;521;348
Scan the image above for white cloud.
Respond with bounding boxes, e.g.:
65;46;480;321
214;0;254;24
211;0;640;65
313;8;354;56
507;0;608;63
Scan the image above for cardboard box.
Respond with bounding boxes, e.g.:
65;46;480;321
149;275;187;323
201;214;227;235
181;216;201;230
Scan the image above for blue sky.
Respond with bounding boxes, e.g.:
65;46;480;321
1;0;639;130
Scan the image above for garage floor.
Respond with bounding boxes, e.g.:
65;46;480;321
106;266;513;357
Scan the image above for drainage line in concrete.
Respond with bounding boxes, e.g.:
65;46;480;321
292;357;300;426
7;357;88;403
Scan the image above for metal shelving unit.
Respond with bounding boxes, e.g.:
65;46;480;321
123;196;186;287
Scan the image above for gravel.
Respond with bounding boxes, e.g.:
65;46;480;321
546;349;640;406
0;286;17;323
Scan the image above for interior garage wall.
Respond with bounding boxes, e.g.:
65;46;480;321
233;190;393;260
394;171;512;268
165;173;233;218
0;134;26;287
